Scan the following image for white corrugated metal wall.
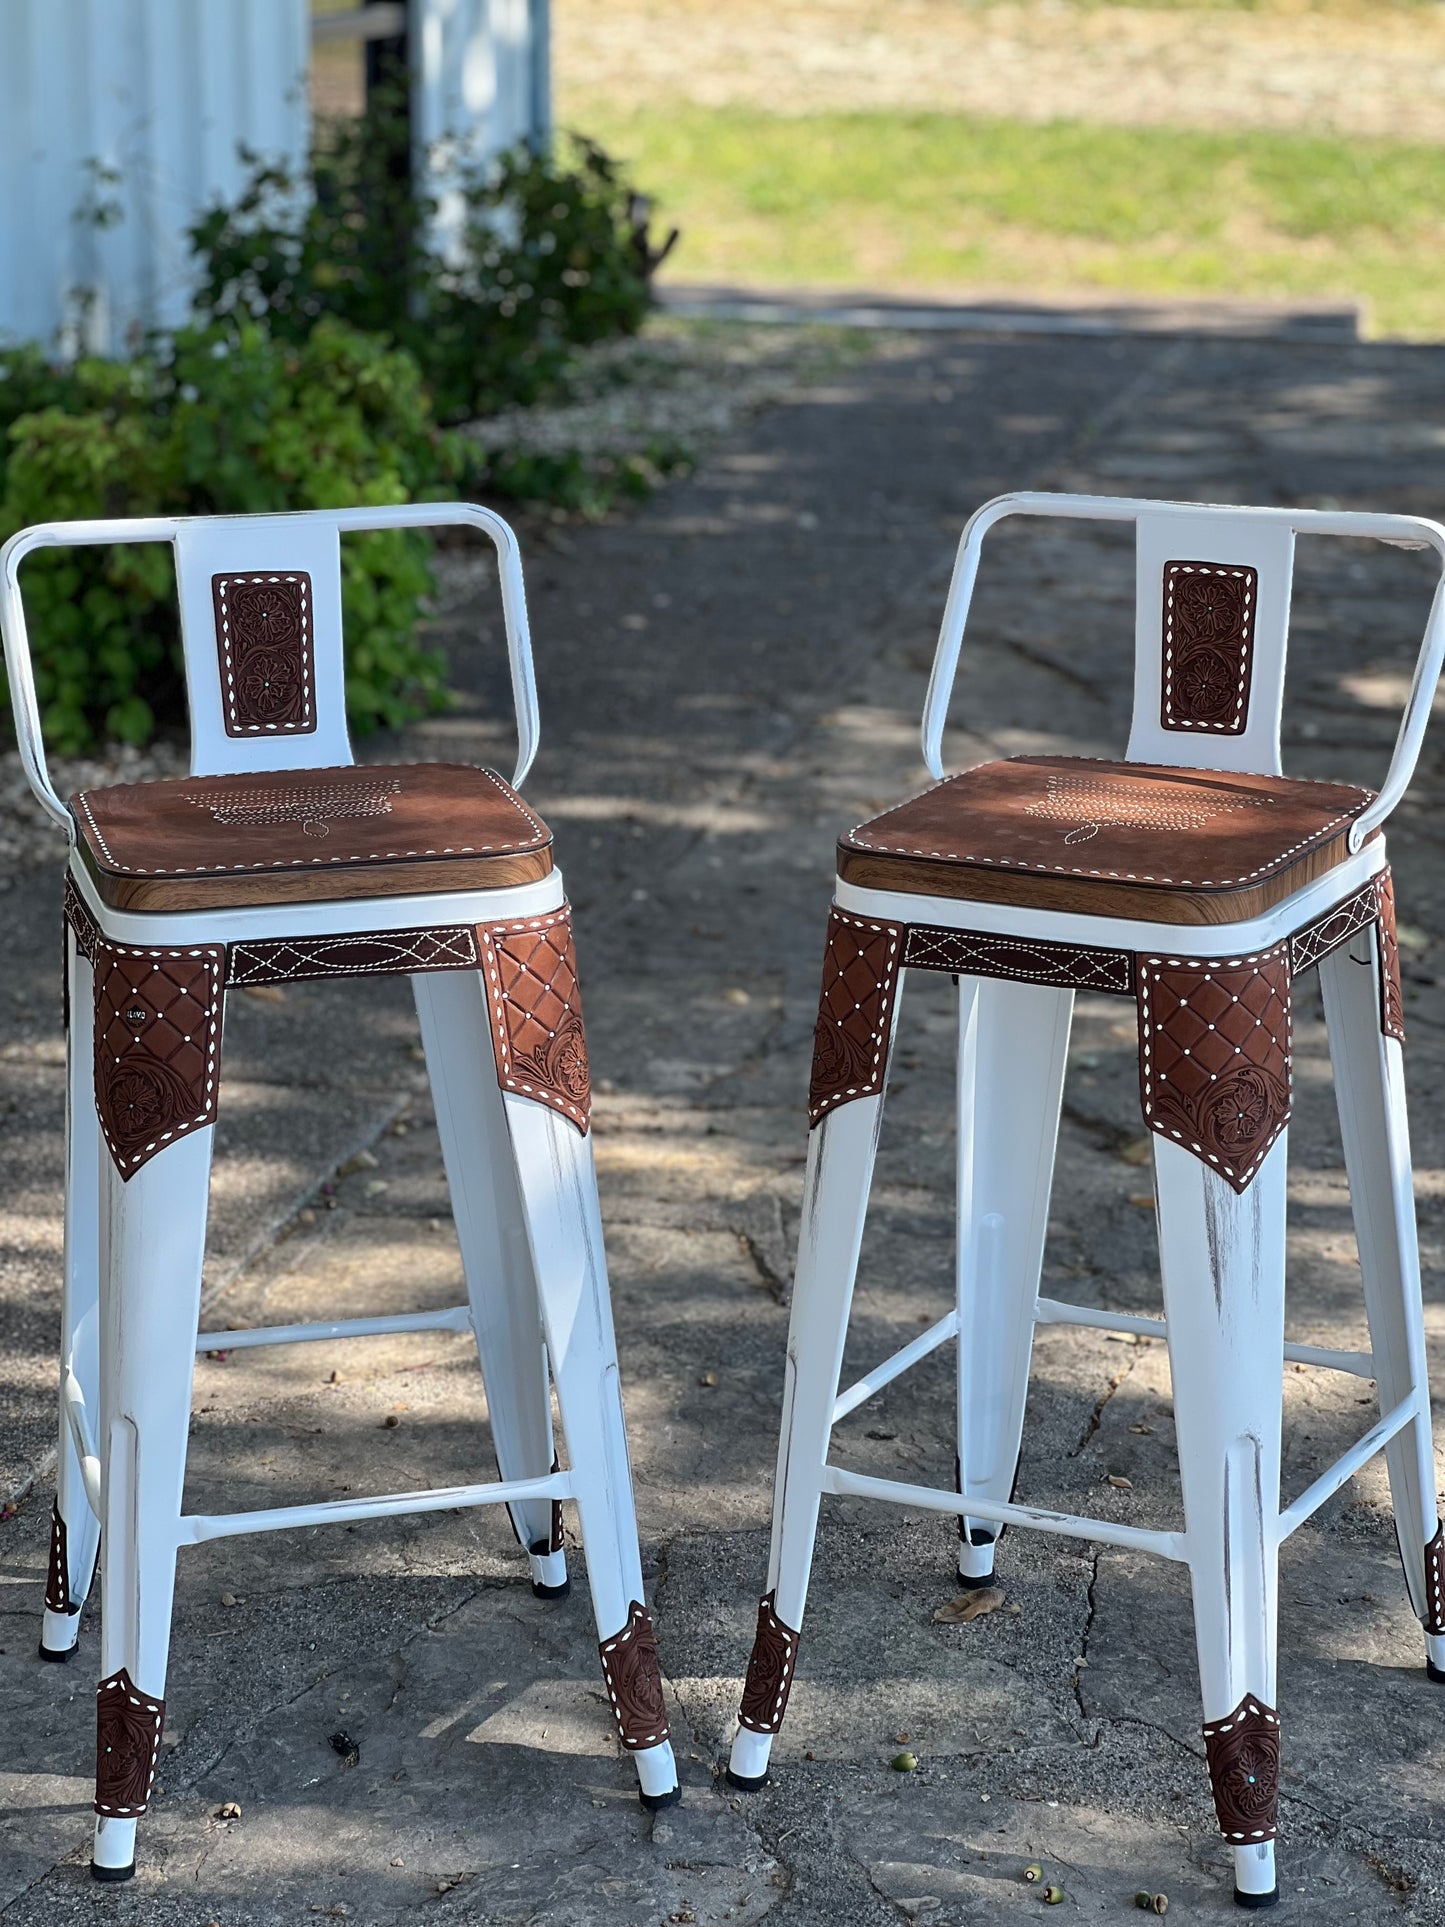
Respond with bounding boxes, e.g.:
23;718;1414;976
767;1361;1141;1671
0;0;310;353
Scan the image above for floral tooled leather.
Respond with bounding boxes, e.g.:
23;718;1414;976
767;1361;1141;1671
212;572;315;736
808;910;902;1124
1161;561;1257;734
1137;944;1291;1191
1376;870;1406;1042
1202;1695;1280;1843
95;1668;165;1816
93;942;225;1177
478;906;591;1132
738;1591;800;1734
598;1601;670;1750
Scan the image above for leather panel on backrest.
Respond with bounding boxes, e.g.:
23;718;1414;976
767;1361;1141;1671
1128;508;1295;776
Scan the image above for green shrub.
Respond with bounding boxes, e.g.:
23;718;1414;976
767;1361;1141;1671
187;98;662;424
0;320;460;750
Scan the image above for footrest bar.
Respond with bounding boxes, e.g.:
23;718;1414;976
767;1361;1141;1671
1034;1298;1374;1377
832;1309;960;1424
821;1465;1187;1562
1276;1394;1418;1543
196;1305;473;1352
178;1470;570;1545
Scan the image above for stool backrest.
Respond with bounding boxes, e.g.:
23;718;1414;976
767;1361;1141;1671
0;504;539;839
923;491;1445;857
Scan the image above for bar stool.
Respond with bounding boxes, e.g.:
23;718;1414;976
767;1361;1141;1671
728;492;1445;1910
0;505;679;1882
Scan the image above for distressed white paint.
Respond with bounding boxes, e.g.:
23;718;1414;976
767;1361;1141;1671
0;0;308;352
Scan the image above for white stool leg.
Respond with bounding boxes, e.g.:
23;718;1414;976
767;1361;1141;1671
1319;932;1444;1672
42;926;102;1661
1156;1133;1287;1910
955;977;1073;1585
728;1093;892;1787
502;1094;680;1808
92;1126;214;1881
413;971;567;1597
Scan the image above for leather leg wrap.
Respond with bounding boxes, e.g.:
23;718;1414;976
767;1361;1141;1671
737;1590;800;1735
95;1669;165;1817
598;1601;670;1751
1376;870;1406;1042
1424;1522;1445;1635
1202;1695;1280;1844
808;910;903;1124
44;1502;81;1618
92;939;225;1178
478;905;591;1133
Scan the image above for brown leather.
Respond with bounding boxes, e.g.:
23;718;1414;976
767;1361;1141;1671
809;909;904;1125
479;906;591;1133
1137;944;1291;1192
1289;877;1381;976
738;1590;801;1735
597;1601;670;1751
837;757;1373;926
212;571;317;737
95;1668;165;1817
63;875;100;961
1377;870;1406;1042
229;924;479;985
1161;560;1257;735
902;922;1134;996
1424;1522;1445;1635
70;762;553;911
93;941;225;1178
44;1502;78;1618
1202;1695;1280;1844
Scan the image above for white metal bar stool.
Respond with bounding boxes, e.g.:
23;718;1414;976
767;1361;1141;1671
0;505;679;1882
727;492;1445;1911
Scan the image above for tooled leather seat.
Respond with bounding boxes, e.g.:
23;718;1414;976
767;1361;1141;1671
70;761;553;911
836;755;1374;926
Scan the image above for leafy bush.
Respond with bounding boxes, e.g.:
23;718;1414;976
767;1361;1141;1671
188;94;666;424
0;320;459;750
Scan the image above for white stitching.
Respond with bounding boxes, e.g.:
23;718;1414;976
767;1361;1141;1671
477;908;589;1130
215;573;314;735
1161;560;1255;734
93;941;224;1172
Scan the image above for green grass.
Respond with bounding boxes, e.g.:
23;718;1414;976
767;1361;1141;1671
582;105;1445;336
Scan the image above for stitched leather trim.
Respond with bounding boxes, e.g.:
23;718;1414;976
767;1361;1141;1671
93;941;225;1178
212;571;316;737
1377;870;1406;1042
809;910;903;1125
63;876;101;961
903;922;1134;995
1137;944;1291;1191
1289;879;1381;975
738;1590;800;1734
1202;1695;1280;1843
478;906;590;1133
598;1601;670;1750
95;1668;165;1816
1424;1522;1445;1635
229;925;479;985
44;1502;79;1617
1161;561;1257;735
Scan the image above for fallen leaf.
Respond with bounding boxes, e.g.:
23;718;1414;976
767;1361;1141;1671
933;1585;1005;1624
1107;1474;1134;1490
1127;1192;1155;1208
1119;1136;1153;1166
242;984;286;1004
215;1799;242;1819
1129;1424;1154;1435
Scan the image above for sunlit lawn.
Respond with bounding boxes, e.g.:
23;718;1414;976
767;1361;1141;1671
581;104;1445;336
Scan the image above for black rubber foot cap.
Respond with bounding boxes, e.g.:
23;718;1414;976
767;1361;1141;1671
531;1574;571;1600
1233;1885;1280;1910
1427;1656;1445;1684
91;1861;135;1885
725;1767;768;1792
37;1639;75;1664
640;1783;682;1812
954;1569;998;1591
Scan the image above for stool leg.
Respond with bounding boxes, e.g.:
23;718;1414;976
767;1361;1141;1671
502;1095;680;1808
91;1127;214;1881
1318;934;1444;1671
1156;1133;1287;1910
42;927;102;1660
413;971;566;1597
728;1089;895;1787
954;977;1073;1585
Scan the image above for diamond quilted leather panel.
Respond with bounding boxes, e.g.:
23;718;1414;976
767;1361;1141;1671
92;943;224;1177
479;907;591;1131
808;909;903;1125
1137;944;1291;1191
